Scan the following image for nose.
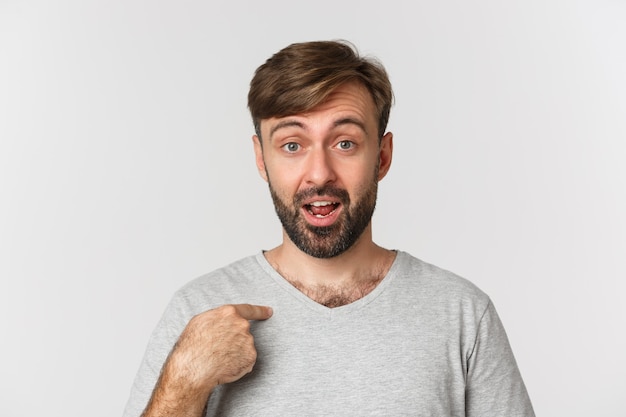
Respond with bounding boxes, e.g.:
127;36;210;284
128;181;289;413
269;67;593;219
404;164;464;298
305;147;337;187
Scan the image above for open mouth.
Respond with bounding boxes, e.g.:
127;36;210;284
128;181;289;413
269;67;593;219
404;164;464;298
304;201;340;218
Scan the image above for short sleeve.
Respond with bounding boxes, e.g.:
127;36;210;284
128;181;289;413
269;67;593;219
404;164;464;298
122;296;191;417
465;300;535;416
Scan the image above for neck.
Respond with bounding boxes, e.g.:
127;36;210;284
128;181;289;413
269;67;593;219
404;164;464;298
264;226;396;306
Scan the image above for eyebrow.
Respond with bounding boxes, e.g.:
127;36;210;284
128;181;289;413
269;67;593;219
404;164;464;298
333;117;368;134
268;117;368;140
269;120;305;140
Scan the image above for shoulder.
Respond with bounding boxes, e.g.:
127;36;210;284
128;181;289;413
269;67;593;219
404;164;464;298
395;251;486;294
392;251;491;315
180;254;264;292
166;253;273;318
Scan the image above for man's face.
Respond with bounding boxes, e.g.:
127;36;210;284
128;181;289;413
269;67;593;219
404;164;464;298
253;82;393;258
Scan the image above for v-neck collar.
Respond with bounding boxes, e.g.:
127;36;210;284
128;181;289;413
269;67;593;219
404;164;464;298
254;250;404;318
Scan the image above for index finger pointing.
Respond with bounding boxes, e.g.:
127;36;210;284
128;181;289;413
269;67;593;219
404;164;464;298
232;304;273;321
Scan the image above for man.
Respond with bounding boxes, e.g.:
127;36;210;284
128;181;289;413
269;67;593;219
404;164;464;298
124;40;534;416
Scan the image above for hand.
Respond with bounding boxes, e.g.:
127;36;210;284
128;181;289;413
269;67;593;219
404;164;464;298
142;304;272;417
169;304;273;393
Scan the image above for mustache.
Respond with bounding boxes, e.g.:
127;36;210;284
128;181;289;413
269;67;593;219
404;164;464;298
294;185;350;206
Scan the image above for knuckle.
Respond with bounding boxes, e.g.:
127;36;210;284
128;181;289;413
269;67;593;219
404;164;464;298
187;313;205;329
219;304;238;316
240;319;251;331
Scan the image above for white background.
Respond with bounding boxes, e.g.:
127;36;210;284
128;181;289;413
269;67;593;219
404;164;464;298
1;0;625;416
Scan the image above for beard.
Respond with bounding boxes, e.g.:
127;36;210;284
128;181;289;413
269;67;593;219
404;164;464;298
268;171;379;259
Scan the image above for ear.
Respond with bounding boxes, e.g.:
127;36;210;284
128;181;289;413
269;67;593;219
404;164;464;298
253;135;268;182
377;132;393;181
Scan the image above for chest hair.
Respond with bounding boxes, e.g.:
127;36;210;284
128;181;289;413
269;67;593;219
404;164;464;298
269;251;396;308
287;278;384;308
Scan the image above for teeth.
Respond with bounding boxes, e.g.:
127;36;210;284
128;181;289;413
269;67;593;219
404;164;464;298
309;201;334;207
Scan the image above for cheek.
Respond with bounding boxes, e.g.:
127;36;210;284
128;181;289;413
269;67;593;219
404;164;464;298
349;161;379;186
266;168;300;199
265;158;310;191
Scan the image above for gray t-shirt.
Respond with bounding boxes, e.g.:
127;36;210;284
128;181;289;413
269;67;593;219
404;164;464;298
123;251;534;416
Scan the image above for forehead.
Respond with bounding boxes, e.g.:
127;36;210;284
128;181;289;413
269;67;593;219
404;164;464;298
260;82;378;137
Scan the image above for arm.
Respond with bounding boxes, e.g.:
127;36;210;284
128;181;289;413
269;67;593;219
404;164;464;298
465;301;535;417
140;304;273;417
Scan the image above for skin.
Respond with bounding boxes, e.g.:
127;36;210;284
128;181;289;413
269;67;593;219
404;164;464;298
254;81;394;294
141;304;272;417
141;81;394;416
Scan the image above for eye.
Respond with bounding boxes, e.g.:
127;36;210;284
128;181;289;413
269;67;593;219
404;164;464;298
282;142;300;153
336;140;354;150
